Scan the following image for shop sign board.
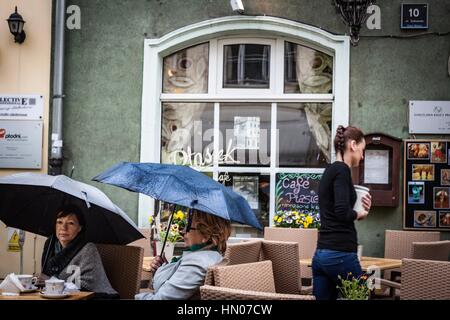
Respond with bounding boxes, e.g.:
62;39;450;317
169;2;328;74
0;94;44;120
409;101;450;134
0;120;43;169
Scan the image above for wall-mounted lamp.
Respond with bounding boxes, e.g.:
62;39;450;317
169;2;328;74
333;0;375;46
230;0;244;14
7;6;26;44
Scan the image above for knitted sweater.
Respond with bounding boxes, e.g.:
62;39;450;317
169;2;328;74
56;242;118;298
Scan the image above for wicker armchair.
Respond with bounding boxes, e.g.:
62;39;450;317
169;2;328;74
379;258;450;300
264;227;317;280
384;230;440;259
412;240;450;261
217;240;306;294
128;229;153;288
200;260;315;300
96;244;144;299
383;230;440;285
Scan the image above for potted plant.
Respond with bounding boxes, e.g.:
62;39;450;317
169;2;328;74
273;209;320;229
337;273;373;300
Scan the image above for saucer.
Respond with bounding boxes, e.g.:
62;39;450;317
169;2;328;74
40;292;70;299
21;286;39;293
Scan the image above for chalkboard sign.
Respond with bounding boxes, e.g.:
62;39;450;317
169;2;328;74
401;4;428;29
275;172;322;215
404;140;450;231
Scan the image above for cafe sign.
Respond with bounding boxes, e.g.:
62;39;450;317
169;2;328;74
409;101;450;134
0;94;44;120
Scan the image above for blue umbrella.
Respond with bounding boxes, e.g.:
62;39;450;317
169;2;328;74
92;162;262;230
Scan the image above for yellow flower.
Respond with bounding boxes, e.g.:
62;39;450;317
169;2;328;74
303;222;309;228
175;210;185;220
306;216;313;224
277;217;283;223
273;215;279;221
296;220;301;224
148;216;154;224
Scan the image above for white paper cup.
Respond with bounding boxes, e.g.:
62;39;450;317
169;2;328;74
357;245;363;261
354;185;370;213
44;279;65;295
17;275;37;289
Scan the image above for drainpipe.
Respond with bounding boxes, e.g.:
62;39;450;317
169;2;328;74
49;0;66;176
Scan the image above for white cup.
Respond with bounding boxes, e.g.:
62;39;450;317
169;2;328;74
354;185;370;213
17;275;37;290
357;245;363;261
44;279;65;295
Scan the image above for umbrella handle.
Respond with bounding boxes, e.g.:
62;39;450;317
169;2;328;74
159;206;176;258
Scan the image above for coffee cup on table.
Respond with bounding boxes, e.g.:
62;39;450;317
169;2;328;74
353;185;370;213
44;279;65;295
16;275;37;290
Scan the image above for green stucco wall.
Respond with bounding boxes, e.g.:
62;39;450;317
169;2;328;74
60;0;450;257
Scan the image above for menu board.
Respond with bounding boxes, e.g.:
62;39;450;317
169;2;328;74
404;140;450;230
275;172;322;215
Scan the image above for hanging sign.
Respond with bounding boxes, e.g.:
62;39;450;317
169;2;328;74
0;94;44;120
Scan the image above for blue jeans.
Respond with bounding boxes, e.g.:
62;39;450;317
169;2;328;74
312;249;362;300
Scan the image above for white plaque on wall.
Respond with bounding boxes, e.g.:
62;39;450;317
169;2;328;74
0;121;43;169
0;94;44;120
409;101;450;134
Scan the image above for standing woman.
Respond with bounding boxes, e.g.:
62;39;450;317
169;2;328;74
312;125;372;300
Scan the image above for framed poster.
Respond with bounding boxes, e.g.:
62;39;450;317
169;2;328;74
404;139;450;231
275;172;322;215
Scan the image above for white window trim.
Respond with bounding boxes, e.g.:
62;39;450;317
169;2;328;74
139;16;350;228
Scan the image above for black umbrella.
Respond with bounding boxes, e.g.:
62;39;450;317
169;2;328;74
0;173;144;245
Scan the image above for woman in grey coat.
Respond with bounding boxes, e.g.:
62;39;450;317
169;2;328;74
39;205;119;299
135;209;231;300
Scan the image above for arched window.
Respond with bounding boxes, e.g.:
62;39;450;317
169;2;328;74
140;16;350;237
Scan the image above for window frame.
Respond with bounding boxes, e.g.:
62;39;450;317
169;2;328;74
140;16;350;229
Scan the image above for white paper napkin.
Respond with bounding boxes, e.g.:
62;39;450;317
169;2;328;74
0;273;25;294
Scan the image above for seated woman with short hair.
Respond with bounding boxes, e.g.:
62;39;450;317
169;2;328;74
39;204;119;299
135;209;231;300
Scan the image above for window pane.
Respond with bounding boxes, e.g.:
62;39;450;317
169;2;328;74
223;44;270;88
284;41;333;94
219;172;269;238
163;43;209;93
161;102;214;168
219;103;271;167
277;103;332;167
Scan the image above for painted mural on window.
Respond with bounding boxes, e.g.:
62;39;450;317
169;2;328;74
163;43;209;93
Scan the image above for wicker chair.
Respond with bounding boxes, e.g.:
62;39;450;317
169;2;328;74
200;260;315;300
96;244;144;299
221;239;303;294
412;240;450;261
128;229;153;288
264;227;317;291
379;258;450;300
384;230;440;259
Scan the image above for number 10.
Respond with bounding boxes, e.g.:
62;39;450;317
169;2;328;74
408;8;420;18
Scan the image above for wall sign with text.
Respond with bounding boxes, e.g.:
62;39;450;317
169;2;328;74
275;172;322;215
0;121;43;169
401;4;428;29
409;101;450;134
0;94;44;120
